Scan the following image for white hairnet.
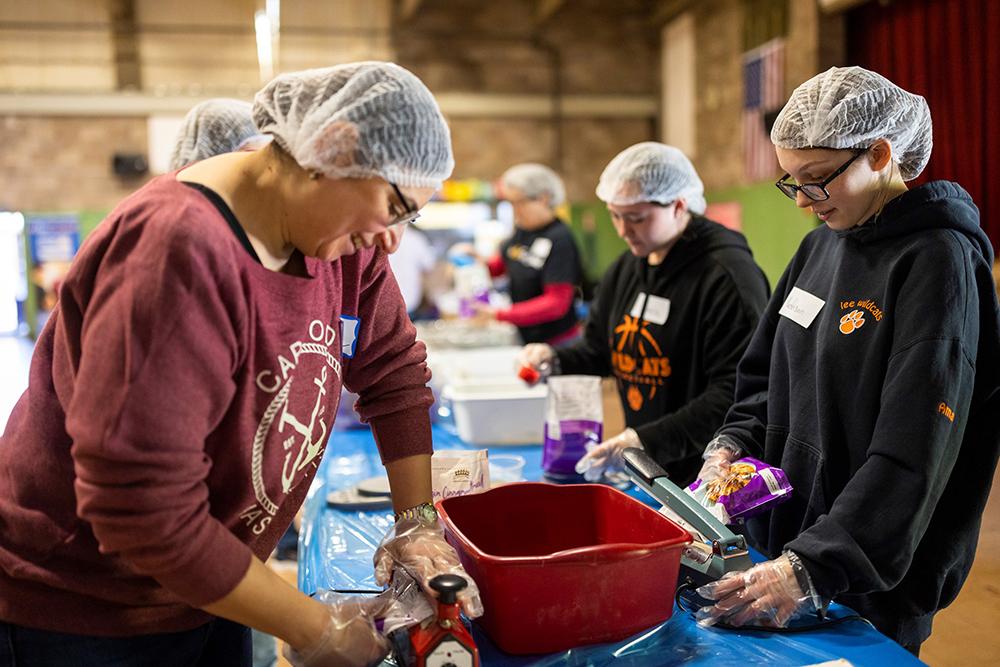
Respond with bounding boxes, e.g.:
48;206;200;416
771;66;932;181
500;163;566;206
253;61;454;189
596;142;706;214
169;99;266;170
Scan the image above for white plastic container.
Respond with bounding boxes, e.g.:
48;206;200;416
489;454;527;482
426;346;523;395
442;381;548;445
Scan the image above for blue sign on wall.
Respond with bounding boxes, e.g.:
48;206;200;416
26;214;80;334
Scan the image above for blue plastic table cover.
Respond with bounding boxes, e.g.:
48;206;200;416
299;425;925;666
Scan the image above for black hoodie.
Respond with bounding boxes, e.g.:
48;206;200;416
720;181;1000;646
557;215;770;485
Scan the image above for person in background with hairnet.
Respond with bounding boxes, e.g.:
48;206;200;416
0;62;482;667
693;67;1000;656
470;163;585;344
520;142;769;486
169;98;271;170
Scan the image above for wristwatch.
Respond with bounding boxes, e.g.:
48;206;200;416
394;502;438;524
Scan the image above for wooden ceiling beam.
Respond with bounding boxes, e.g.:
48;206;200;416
650;0;695;26
398;0;423;22
107;0;142;91
536;0;566;25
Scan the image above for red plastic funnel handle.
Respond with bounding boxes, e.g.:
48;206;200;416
518;364;540;385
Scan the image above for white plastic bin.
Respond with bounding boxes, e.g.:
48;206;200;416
441;381;547;445
426;346;523;395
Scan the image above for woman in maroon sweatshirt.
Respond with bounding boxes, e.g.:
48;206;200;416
0;62;480;667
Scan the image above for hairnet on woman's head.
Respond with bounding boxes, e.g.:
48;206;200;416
500;163;566;206
169;98;265;170
596;142;706;214
253;61;454;189
770;66;933;181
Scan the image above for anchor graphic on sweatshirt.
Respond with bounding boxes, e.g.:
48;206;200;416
278;365;329;494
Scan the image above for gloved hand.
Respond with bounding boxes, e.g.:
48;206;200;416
374;516;484;619
574;428;641;482
469;300;497;324
283;592;394;667
695;551;821;628
516;344;556;385
446;241;478;260
695;435;742;487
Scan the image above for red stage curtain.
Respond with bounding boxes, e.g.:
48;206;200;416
847;0;1000;257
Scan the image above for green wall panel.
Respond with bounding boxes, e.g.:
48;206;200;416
706;181;818;287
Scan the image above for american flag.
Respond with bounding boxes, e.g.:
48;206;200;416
743;38;785;182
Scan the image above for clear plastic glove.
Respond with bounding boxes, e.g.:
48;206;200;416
695;434;742;487
446;241;478;260
283;592;393;667
469;300;497;324
374;516;484;619
574;428;641;482
695;551;821;628
516;344;556;385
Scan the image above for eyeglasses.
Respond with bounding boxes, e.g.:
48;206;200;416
387;182;421;228
775;148;869;202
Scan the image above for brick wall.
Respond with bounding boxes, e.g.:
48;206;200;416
692;0;745;192
0;0;838;212
786;0;845;100
395;0;659;201
0;115;148;212
690;0;843;190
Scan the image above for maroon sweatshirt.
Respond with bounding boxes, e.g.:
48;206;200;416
0;175;433;636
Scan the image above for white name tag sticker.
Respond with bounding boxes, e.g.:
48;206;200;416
629;292;647;318
643;295;670;325
530;237;553;260
779;287;825;329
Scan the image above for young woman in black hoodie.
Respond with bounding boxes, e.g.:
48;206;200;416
695;67;1000;657
519;142;770;485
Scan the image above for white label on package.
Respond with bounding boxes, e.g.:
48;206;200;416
545;375;603;424
431;449;490;502
778;286;825;329
629;292;647;318
643;295;670;325
758;467;782;495
530;237;553;260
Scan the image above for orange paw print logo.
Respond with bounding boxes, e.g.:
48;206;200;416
627;385;643;411
839;309;866;335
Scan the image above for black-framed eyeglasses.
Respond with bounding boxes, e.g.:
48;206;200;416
388;182;421;228
775;148;869;202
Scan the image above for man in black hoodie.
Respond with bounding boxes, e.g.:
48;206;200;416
519;142;770;486
696;67;1000;656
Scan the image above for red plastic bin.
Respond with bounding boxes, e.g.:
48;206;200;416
437;482;691;654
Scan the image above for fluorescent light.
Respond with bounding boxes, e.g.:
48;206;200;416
254;9;273;82
267;0;280;32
